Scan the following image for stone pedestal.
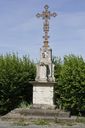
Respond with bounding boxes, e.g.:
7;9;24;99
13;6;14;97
32;81;55;109
31;44;56;108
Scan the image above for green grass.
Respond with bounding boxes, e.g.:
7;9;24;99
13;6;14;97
18;101;32;109
13;119;49;126
55;119;76;126
13;119;30;126
76;117;85;124
33;119;49;125
55;117;85;126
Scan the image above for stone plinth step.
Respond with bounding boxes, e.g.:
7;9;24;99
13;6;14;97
1;108;70;121
2;115;55;121
16;108;70;117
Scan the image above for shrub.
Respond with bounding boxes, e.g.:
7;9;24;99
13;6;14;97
0;54;36;115
54;55;85;115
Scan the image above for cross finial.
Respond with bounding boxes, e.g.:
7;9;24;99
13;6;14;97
36;5;57;47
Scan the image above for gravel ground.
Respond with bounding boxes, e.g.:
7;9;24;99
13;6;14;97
0;120;85;128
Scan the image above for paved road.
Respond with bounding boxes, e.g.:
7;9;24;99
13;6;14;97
0;120;85;128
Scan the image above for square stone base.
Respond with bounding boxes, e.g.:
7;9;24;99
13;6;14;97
31;82;55;109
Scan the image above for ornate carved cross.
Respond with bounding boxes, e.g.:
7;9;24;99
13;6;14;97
36;5;57;47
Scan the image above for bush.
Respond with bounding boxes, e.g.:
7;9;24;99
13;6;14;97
54;55;85;115
0;54;36;115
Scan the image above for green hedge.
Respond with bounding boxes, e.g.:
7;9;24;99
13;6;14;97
0;54;36;115
54;55;85;115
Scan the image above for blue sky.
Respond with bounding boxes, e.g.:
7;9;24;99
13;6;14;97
0;0;85;61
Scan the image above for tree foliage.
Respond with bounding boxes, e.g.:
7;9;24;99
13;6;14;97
54;55;85;115
0;54;36;114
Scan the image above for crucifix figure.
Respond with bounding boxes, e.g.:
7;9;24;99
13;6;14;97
36;5;57;47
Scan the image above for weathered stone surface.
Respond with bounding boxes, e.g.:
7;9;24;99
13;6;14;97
31;82;55;107
33;85;53;105
1;108;70;121
35;47;55;82
32;5;56;110
32;24;55;107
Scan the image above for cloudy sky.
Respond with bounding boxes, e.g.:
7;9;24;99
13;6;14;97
0;0;85;61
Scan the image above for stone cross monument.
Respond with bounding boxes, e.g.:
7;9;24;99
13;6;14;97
32;5;57;109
